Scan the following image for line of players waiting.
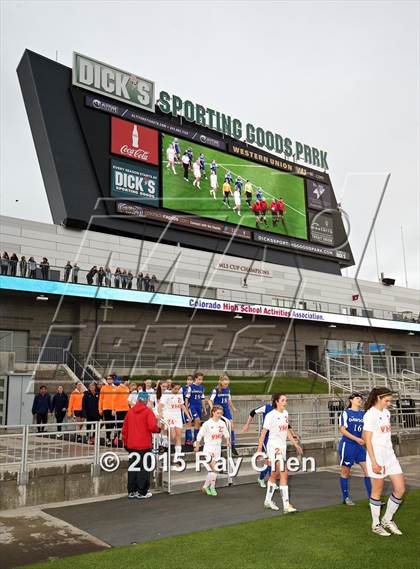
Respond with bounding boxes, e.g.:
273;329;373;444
54;376;404;536
166;139;286;227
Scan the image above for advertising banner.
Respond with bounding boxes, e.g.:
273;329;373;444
111;117;158;165
111;159;159;205
306;179;333;210
309;211;335;246
73;53;155;111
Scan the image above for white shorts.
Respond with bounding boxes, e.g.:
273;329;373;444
163;414;183;429
366;446;402;479
266;441;287;464
202;444;222;462
194;171;201;179
234;197;241;207
211;185;217;190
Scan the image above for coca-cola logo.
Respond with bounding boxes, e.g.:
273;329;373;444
120;145;150;160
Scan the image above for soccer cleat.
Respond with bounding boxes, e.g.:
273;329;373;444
257;478;267;488
343;497;356;506
264;500;279;511
137;492;152;499
381;519;402;535
372;524;391;536
204;486;213;497
283;505;298;514
128;492;137;499
210;487;218;496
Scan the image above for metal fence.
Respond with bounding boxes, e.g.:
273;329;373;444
1;409;418;479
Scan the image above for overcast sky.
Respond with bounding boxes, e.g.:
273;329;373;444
1;0;419;289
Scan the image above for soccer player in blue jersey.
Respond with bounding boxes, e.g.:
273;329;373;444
256;187;263;201
235;176;242;194
173;138;180;161
224;170;232;184
187;147;193;170
338;392;371;505
210;160;217;174
183;375;194;447
185;371;206;441
199;153;207;179
209;374;238;455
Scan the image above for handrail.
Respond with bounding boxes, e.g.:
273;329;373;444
158;417;172;493
221;416;233;485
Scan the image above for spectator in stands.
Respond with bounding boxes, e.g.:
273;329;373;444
121;269;128;289
1;252;9;275
136;272;144;290
143;273;150;291
122;391;160;499
64;261;72;282
97;267;105;286
72;263;79;283
19;256;27;277
128;382;139;408
113;376;130;445
105;267;112;287
114;267;122;288
127;271;134;290
40;257;50;280
9;253;18;276
31;385;51;433
150;274;157;292
86;266;97;285
28;257;37;278
51;385;68;437
99;375;116;446
68;382;85;441
82;382;100;444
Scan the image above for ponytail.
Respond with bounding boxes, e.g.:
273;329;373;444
218;374;229;393
364;387;393;411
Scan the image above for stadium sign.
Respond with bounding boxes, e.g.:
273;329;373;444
111;159;159;205
73;53;155;111
2;275;420;333
74;53;328;169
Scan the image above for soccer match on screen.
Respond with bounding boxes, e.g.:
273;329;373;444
162;134;308;240
0;1;419;569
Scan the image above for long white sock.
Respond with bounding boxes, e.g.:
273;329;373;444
383;494;402;523
265;481;276;503
280;485;289;507
370;498;382;526
175;445;181;454
204;472;212;488
210;472;217;488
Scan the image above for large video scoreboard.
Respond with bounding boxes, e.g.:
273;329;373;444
18;50;353;272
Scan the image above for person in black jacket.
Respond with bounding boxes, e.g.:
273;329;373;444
31;385;51;433
51;385;68;437
83;382;100;444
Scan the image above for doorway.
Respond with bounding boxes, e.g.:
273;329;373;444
305;345;320;372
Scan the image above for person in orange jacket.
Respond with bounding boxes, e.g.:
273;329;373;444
68;382;85;440
99;375;116;446
113;376;130;445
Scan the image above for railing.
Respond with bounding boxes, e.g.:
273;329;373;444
0;418;172;493
2;408;418;477
13;346;66;364
1;262;419;325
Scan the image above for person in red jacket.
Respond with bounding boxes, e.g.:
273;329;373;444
259;197;268;227
122;391;160;499
252;200;262;229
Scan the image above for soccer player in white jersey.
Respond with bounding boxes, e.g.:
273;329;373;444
210;171;218;199
166;144;176;174
192;159;201;188
233;189;241;216
158;382;191;455
194;405;230;496
363;387;405;536
257;393;302;513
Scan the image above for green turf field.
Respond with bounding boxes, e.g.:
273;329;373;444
21;491;420;569
162;135;308;240
131;375;329;395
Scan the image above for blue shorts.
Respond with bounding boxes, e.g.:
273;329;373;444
338;440;366;467
222;407;232;421
182;411;191;424
189;406;203;421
